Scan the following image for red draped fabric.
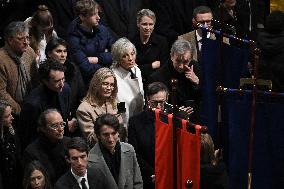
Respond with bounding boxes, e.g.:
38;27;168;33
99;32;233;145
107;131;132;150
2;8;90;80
155;109;173;189
155;109;201;189
177;120;201;189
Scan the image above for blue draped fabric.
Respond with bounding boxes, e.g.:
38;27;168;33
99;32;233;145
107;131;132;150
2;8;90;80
224;95;284;189
200;37;249;136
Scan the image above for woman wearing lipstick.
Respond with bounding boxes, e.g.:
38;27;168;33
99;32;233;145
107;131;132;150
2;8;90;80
111;38;144;130
23;160;52;189
77;67;122;147
130;9;169;84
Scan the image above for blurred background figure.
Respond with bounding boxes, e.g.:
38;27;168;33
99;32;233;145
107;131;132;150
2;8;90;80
25;5;57;63
77;68;123;147
0;100;22;189
130;9;169;85
111;38;144;130
258;10;284;92
96;0;145;39
23;160;52;189
200;133;229;189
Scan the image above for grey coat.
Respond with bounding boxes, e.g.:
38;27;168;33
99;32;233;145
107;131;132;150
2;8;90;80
88;142;143;189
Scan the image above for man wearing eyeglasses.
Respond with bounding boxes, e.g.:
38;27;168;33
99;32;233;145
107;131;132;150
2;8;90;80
148;39;201;120
23;109;70;185
0;21;37;115
128;82;193;189
178;6;215;62
19;59;77;149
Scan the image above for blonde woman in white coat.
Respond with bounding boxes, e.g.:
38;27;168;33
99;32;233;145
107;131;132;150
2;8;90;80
111;38;144;130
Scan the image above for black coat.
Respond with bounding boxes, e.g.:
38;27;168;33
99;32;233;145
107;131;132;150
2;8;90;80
200;162;229;189
23;135;70;185
0;128;22;189
64;60;86;116
148;60;201;106
19;84;71;149
130;32;169;84
96;0;145;39
54;168;110;189
257;31;284;92
128;110;155;189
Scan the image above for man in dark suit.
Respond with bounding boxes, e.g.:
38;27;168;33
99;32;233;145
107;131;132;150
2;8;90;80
128;82;193;189
19;59;77;149
128;82;168;189
55;137;110;189
23;109;70;185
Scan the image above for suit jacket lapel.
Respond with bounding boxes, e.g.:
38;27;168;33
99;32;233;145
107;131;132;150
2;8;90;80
66;171;81;189
89;144;118;188
118;143;131;188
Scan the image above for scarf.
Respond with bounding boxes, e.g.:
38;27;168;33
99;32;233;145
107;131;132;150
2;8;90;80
4;44;31;103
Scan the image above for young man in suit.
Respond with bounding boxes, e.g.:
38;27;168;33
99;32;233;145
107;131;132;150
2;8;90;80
88;113;143;189
178;6;215;62
55;137;110;189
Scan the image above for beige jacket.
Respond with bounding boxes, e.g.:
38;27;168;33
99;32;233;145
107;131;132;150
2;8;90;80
77;100;122;147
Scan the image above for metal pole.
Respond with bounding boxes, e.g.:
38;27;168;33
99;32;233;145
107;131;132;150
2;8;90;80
171;79;178;189
247;42;260;189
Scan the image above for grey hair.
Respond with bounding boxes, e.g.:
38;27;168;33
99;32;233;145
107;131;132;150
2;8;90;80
170;39;193;56
137;9;156;25
38;108;60;128
4;21;29;41
111;37;137;67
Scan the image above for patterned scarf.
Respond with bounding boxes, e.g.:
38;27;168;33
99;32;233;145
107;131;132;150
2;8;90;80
4;44;31;103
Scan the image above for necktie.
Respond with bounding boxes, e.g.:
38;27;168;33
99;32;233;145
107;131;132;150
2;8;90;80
129;69;137;79
81;178;88;189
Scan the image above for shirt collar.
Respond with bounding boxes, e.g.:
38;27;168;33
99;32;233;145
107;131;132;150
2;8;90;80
71;168;88;186
195;30;210;42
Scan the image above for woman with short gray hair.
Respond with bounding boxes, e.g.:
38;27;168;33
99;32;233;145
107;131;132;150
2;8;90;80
130;9;169;84
111;38;144;129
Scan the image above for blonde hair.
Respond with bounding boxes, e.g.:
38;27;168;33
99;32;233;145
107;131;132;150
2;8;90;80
84;68;118;107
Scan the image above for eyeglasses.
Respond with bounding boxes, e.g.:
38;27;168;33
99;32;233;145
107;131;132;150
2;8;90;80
148;99;167;107
102;82;115;89
48;122;66;130
15;36;30;42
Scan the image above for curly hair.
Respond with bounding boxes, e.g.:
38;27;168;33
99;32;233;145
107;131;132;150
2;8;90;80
84;67;118;107
111;37;137;67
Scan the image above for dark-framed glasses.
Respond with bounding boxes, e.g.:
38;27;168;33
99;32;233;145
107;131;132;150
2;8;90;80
148;99;167;107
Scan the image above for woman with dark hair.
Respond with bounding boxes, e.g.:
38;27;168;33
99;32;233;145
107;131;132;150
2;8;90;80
23;160;52;189
0;100;22;189
25;5;57;62
46;37;86;116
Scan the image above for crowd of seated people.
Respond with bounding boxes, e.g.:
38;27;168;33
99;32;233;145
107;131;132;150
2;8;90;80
0;0;275;188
